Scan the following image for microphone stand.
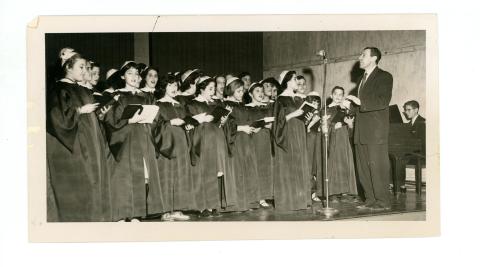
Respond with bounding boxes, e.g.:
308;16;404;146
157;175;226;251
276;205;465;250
317;51;339;218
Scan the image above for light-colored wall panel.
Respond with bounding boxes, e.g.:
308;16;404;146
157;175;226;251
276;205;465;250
263;31;426;121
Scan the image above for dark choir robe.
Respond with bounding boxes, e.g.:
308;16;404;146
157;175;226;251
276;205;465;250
46;80;111;222
153;99;194;212
103;89;164;220
175;94;195;107
324;105;357;196
186;97;237;211
272;92;311;211
303;95;323;197
245;102;275;201
223;100;259;211
140;87;157;102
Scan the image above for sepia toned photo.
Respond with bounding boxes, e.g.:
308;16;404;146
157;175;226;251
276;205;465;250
27;15;439;241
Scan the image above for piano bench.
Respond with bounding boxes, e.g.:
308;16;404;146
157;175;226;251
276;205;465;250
389;153;425;195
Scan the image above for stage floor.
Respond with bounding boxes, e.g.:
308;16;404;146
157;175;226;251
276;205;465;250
146;186;426;222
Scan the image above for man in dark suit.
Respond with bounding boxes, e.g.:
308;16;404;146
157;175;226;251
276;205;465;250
344;47;393;210
403;100;425;127
397;100;426;193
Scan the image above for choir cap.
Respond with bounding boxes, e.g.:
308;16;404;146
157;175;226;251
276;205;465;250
249;82;261;91
197;76;212;85
181;69;200;83
59;47;77;66
226;77;240;87
120;61;135;70
106;69;118;79
279;70;290;85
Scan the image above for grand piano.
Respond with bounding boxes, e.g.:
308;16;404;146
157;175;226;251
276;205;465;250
388;105;426;195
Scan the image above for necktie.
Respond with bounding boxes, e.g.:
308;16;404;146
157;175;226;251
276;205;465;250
358;72;368;96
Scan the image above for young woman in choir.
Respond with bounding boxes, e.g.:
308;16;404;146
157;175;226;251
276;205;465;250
261;77;280;103
245;82;275;208
296;75;307;98
46;51;111;222
139;66;159;101
153;74;194;221
176;69;200;106
321;86;358;202
186;76;234;217
103;61;164;222
213;75;226;103
272;70;313;211
78;60;94;90
90;62;101;89
222;77;261;211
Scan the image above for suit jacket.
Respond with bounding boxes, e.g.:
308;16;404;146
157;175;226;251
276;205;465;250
354;67;393;145
411;115;425;127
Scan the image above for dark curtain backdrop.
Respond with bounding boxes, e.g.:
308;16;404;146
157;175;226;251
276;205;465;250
45;33;135;84
150;32;263;80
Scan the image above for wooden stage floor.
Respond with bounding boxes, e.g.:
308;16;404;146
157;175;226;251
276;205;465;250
146;186;426;222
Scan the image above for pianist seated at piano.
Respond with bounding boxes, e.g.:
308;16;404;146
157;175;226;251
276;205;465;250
403;100;425;127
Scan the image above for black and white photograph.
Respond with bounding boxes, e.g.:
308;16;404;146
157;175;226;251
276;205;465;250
27;15;439;241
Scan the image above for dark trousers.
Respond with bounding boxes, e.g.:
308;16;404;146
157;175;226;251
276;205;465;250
355;143;391;206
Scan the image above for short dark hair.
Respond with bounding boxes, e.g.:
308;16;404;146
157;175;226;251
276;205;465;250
261;77;280;89
195;77;215;96
403;100;420;110
331;86;345;94
279;70;296;93
239;72;251;79
224;79;244;97
90;62;101;70
297;75;306;81
364;47;382;64
180;71;200;92
117;62;139;88
139;66;159;89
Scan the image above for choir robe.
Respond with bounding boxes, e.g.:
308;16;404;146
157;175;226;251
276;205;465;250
325;105;357;196
245;102;274;200
153;99;193;212
302;95;324;197
46;80;111;222
272;93;311;211
223;100;259;211
175;94;195;107
186;97;237;211
103;90;164;220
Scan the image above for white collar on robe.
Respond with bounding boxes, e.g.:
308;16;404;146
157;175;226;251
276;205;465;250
140;86;156;93
157;96;180;105
245;102;267;107
59;78;76;84
212;95;223;100
104;88;116;94
117;87;142;94
295;93;306;98
194;94;213;103
180;91;194;96
225;97;241;103
279;89;296;97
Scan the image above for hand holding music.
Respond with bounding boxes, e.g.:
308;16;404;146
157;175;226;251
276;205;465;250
170;118;185;126
345;95;361;105
77;103;99;114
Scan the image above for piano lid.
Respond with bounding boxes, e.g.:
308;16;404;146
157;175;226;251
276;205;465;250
389;104;404;123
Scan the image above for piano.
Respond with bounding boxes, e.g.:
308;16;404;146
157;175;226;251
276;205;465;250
388;105;426;195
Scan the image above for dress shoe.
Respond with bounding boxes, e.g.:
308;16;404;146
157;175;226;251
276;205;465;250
400;187;407;194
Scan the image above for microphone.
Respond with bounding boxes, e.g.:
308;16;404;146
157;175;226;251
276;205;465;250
316;49;327;58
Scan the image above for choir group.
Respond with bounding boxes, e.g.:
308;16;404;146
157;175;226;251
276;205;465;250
46;47;361;222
